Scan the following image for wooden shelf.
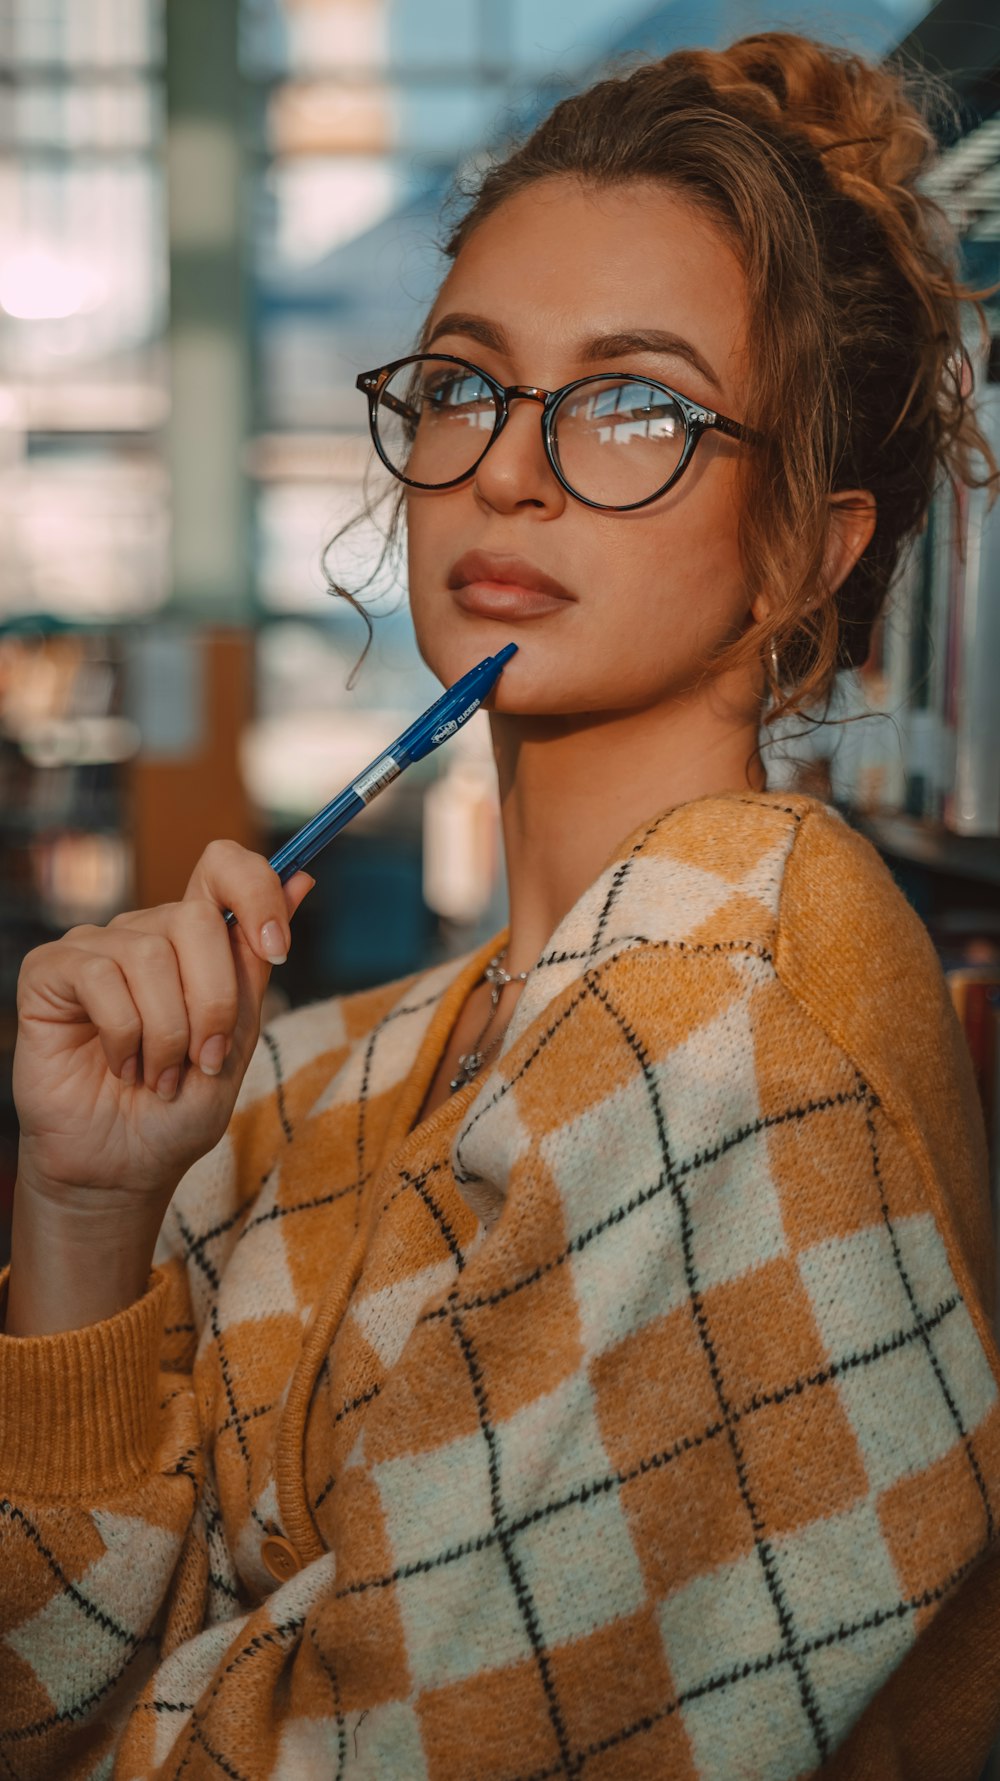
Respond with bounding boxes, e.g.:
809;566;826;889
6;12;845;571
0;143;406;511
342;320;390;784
848;810;1000;889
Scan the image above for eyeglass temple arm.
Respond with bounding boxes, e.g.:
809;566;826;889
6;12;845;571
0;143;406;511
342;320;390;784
376;388;416;424
707;411;761;445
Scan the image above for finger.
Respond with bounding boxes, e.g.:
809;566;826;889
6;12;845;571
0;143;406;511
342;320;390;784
184;840;298;967
115;931;191;1096
24;945;144;1082
165;899;240;1077
282;871;315;920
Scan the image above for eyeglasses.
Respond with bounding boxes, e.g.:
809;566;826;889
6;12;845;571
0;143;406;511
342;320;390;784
356;352;760;512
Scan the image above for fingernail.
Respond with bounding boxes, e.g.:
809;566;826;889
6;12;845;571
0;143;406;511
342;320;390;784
260;921;287;964
199;1034;227;1077
156;1065;180;1101
121;1054;138;1086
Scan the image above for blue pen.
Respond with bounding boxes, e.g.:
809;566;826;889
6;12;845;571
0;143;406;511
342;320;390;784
223;641;518;928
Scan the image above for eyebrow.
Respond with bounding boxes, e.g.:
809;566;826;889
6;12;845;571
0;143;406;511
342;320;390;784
423;310;724;397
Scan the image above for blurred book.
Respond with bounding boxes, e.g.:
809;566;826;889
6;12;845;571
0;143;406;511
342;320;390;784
946;966;1000;1168
989;984;1000;1347
768;336;1000;838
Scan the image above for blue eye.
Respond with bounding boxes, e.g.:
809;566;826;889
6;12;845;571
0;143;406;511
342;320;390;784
423;373;488;409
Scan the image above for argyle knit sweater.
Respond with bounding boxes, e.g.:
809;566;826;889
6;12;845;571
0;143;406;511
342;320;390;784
2;789;1000;1781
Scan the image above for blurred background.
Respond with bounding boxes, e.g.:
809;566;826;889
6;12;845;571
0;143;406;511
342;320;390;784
2;0;1000;1322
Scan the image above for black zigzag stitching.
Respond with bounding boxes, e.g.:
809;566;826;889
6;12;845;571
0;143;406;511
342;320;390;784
0;1505;158;1745
586;810;673;963
861;1085;998;1544
447;1297;579;1778
208;1301;270;1538
239;1176;364;1241
0;1502;147;1657
355;985;448;1195
324;1290;965;1613
506;1552;980;1781
312;1385;384;1517
453;935;776;1182
168;1611;306;1778
307;1620;349;1780
261;1027;294;1145
585;970;832;1766
437;1084;867;1322
401;1165;468;1272
733;795;807;823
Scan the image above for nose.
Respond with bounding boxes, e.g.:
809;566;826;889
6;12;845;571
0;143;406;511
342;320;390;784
472;389;567;516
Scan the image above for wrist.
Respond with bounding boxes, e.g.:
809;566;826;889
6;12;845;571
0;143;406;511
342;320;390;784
5;1176;171;1337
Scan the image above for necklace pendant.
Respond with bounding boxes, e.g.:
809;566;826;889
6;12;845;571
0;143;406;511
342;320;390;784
450;1050;482;1092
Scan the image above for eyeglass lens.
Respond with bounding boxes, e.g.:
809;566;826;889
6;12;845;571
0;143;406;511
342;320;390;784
373;356;687;506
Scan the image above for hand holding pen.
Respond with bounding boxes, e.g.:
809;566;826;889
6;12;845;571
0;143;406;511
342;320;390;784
9;641;518;1328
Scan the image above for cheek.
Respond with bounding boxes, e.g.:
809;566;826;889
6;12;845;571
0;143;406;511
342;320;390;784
404;500;446;648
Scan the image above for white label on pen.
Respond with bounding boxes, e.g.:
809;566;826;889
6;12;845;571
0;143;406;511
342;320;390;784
353;754;402;805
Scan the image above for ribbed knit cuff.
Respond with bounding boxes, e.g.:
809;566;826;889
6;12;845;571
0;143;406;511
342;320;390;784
0;1264;170;1498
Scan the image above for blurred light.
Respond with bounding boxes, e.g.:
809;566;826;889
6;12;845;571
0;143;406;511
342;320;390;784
18;715;142;769
269;158;398;266
239;709;410;818
0;248;107;321
423;751;500;923
268;81;391;156
31;831;131;927
0;388;24;428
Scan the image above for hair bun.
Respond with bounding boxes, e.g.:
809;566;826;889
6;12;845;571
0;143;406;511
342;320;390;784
710;33;939;213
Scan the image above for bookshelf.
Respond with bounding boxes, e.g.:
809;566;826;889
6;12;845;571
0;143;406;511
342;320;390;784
851;812;1000;889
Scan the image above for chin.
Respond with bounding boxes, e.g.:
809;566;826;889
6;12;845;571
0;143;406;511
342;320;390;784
415;612;585;708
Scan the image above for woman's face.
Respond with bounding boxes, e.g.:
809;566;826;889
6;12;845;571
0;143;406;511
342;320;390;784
405;176;760;718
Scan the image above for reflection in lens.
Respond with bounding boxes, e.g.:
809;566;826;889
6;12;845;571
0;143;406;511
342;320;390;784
372;363;687;504
552;378;685;505
376;357;499;486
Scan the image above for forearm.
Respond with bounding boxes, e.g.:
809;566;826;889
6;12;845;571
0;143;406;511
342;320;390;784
4;1178;168;1337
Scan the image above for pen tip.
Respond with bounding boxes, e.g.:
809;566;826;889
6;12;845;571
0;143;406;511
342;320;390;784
495;641;519;667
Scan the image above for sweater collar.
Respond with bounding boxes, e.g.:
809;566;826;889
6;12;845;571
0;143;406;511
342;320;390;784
495;788;807;1061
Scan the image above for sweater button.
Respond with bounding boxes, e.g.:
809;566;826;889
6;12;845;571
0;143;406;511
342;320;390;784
260;1535;302;1582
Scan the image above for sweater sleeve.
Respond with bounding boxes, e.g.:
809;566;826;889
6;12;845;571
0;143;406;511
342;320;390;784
0;1252;209;1779
774;805;1000;1778
0;1014;299;1780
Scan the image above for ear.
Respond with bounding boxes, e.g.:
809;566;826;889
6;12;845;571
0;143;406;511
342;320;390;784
822;489;876;595
749;489;878;629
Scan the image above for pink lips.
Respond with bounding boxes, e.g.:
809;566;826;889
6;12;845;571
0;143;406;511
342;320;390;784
448;549;575;619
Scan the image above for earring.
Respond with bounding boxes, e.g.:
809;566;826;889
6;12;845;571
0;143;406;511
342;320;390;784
769;638;781;685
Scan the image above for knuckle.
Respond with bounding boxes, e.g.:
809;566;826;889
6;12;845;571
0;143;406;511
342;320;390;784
180;895;225;933
131;932;174;970
202;837;245;870
113;902;178;933
18;938;54;978
63;922;100;942
196;1008;238;1044
77;950;117;983
16;943;52;1005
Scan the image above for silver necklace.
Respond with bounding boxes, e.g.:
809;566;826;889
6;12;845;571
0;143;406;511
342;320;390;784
449;946;532;1092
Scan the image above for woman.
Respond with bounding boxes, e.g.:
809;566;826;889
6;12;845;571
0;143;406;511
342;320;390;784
3;31;999;1781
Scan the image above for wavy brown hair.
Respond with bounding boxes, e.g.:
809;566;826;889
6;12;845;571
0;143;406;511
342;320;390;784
326;31;998;739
